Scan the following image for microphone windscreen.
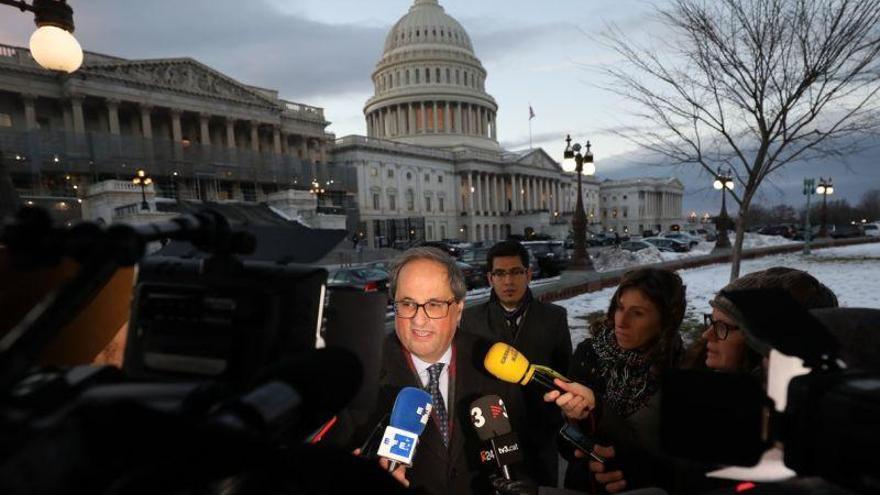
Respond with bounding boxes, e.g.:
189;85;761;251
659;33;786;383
469;394;512;441
389;386;433;435
492;431;524;466
484;342;530;385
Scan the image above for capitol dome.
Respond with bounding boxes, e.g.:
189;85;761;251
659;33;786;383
364;0;499;150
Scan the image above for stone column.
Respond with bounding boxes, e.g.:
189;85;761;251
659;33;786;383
199;113;211;146
70;96;86;135
139;105;153;162
491;112;498;140
454;103;462;133
420;102;427;133
299;137;308;160
467;172;475;212
444;102;452;134
250;121;260;152
273;126;282;155
512;175;519;211
105;99;121;135
555;181;561;213
22;94;37;131
170;109;183;159
476;172;484;213
225;118;236;149
432;101;438;132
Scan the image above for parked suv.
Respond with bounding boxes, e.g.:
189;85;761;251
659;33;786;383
830;224;863;239
521;240;569;276
758;224;797;238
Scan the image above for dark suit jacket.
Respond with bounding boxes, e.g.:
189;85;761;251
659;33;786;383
459;296;573;486
329;331;534;495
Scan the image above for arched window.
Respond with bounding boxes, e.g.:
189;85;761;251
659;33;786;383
435;68;441;83
406;70;410;85
446;68;451;83
425;68;430;83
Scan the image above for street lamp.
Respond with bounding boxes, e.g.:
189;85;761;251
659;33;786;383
712;167;735;251
816;177;834;237
563;135;596;270
0;0;83;73
131;168;152;211
802;178;815;255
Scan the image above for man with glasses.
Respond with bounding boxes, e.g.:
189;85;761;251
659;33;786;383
460;240;572;486
330;247;533;495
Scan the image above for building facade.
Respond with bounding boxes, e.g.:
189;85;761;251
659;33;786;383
334;0;579;248
598;178;684;235
0;43;354;227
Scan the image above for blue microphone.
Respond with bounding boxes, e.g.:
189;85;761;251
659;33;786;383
377;386;433;471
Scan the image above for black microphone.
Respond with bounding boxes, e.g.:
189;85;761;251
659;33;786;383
469;394;524;480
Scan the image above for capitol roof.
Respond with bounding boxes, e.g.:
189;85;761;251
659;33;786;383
383;0;474;55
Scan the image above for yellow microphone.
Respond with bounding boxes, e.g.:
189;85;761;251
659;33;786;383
483;342;570;391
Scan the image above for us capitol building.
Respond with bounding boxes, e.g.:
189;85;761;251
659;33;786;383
0;0;683;243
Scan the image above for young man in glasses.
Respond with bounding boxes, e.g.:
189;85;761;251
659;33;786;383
330;246;533;495
460;240;572;486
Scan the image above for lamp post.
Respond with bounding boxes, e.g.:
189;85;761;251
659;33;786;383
563;135;596;270
132;168;152;211
0;0;83;73
802;178;815;255
816;177;834;237
712;167;735;252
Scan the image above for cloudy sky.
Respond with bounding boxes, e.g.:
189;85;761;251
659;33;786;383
1;0;876;214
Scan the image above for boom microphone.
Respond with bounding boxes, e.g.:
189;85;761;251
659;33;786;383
470;394;523;480
377;387;433;472
484;342;570;392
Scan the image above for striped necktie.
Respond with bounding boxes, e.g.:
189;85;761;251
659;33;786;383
426;363;449;446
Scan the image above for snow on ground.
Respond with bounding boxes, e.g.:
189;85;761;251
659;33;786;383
593;233;796;272
557;242;880;345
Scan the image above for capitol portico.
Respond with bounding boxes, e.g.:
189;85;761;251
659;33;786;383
335;0;579;247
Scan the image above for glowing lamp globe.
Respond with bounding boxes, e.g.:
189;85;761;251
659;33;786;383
29;25;83;73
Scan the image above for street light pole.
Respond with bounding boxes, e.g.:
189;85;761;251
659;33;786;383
712;167;734;252
816;177;834;237
803;178;815;255
132;168;152;211
563;135;596;270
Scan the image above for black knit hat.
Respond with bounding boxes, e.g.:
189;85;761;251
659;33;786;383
710;267;839;356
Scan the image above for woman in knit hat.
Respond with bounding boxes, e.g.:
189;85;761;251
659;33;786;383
688;267;839;374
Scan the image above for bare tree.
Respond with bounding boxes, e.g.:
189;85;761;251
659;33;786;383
603;0;880;281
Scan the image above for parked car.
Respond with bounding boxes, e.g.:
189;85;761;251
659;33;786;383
643;237;691;252
459;247;490;273
521;240;569;276
792;225;820;241
419;240;464;258
687;228;717;242
327;267;391;304
662;232;701;248
456;260;486;290
863;222;879;237
619;240;654;252
830;224;863;239
758;224;797;238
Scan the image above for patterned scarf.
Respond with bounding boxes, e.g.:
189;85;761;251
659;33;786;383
591;326;658;419
490;288;533;338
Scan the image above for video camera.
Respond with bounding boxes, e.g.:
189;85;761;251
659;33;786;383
660;288;880;493
0;206;392;494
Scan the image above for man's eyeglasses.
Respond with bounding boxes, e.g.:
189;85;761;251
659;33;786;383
489;268;527;279
394;299;457;319
703;314;739;341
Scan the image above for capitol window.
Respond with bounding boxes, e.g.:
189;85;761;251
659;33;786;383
406;171;412;180
373;193;380;210
425;68;430;83
446;68;451;83
438;174;444;183
436;68;441;82
388;194;397;210
388;169;394;178
370;168;378;177
439;197;445;212
406;189;415;211
424;173;430;182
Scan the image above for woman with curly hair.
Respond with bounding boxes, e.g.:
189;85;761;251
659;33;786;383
546;267;686;493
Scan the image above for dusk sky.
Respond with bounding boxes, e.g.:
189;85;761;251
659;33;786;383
2;0;876;214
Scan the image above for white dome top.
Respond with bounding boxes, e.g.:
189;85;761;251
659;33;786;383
383;0;474;55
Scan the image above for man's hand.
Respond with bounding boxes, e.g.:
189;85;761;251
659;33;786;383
542;378;595;420
489;474;538;495
576;444;626;493
378;457;410;488
354;448;410;488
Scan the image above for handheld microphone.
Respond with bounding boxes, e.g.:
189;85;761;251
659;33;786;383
469;394;524;480
483;342;570;392
377;387;433;472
